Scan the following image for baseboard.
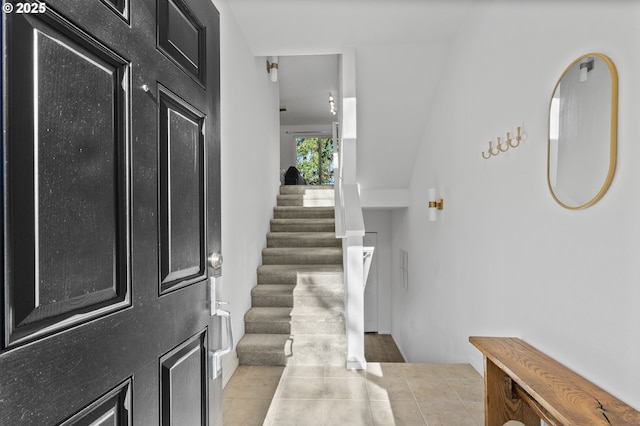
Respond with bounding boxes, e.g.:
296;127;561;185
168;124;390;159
469;351;484;377
390;333;409;362
222;351;239;388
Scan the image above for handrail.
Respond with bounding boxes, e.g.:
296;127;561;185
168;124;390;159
334;49;366;370
335;184;364;238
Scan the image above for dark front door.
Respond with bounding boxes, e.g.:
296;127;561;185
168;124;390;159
1;0;221;424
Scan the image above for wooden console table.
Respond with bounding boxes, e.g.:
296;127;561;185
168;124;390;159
469;336;640;425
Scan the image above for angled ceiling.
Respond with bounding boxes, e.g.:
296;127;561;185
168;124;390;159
226;0;481;56
277;55;339;126
226;0;483;189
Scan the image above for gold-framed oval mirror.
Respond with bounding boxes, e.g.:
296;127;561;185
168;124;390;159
547;53;618;209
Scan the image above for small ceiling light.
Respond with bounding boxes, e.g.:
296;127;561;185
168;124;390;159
266;56;278;82
579;58;594;82
329;93;337;115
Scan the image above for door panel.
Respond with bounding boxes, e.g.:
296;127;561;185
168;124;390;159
160;330;208;426
1;0;221;424
99;0;128;21
159;87;206;293
157;0;206;85
61;378;132;425
4;4;131;348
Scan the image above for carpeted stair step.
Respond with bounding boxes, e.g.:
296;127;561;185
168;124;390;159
262;247;342;265
286;334;347;366
279;185;334;196
290;306;345;334
257;264;343;285
273;206;335;219
250;282;344;309
236;334;290;366
293;282;344;308
236;333;347;367
251;284;295;307
277;195;334;207
270;218;335;233
244;307;292;334
267;232;340;248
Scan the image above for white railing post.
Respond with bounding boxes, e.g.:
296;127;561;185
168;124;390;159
334;48;366;370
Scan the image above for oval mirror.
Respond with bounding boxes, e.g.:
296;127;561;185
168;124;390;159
547;53;618;209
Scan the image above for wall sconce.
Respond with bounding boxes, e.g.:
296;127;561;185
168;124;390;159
481;125;524;160
579;58;594;82
428;188;444;222
329;93;337;115
266;56;278;82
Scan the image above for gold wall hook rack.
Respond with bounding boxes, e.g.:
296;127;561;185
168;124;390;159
482;126;523;159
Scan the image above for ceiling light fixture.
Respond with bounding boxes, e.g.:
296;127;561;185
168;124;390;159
329;93;337;115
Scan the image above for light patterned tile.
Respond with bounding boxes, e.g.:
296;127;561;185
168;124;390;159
278;376;326;399
222;398;271;426
406;378;459;400
423;409;478;426
324;400;374;425
265;399;328;426
285;365;324;378
366;362;406;378
463;401;485;426
448;379;484;402
438;364;482;379
225;362;485;426
325;365;366;378
366;375;413;401
416;397;467;415
402;363;447;379
370;400;427;425
243;365;285;379
324;377;369;399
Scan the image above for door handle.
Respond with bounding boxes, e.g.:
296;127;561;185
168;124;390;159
208;308;233;380
208;251;223;270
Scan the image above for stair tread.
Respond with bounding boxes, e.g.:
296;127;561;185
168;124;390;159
270;218;335;223
267;232;337;238
274;206;334;211
245;307;291;321
252;284;295;294
236;334;290;353
290;306;344;318
262;247;342;265
267;232;341;248
257;264;343;273
273;207;335;219
277;194;334;200
279;185;334;195
263;247;342;254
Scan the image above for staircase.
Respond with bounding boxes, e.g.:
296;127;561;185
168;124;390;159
236;185;346;366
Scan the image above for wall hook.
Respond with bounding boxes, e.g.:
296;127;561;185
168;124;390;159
497;137;509;153
481;125;525;160
482;141;501;159
507;127;522;148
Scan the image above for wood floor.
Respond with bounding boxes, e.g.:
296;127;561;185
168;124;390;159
364;333;405;363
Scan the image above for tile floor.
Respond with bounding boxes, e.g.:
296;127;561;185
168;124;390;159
223;363;484;426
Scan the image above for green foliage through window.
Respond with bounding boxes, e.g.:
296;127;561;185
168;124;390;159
296;137;334;185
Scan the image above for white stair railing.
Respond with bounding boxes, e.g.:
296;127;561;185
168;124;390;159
334;48;367;370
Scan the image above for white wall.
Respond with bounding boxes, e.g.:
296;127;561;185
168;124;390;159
390;1;640;409
213;0;281;384
362;209;393;334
